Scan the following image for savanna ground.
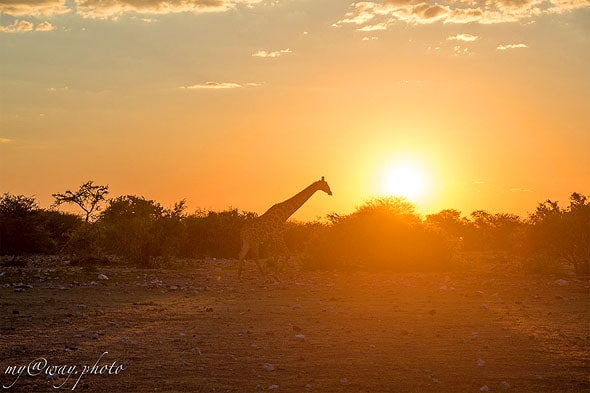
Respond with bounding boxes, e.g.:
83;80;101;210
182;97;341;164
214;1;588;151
1;255;588;393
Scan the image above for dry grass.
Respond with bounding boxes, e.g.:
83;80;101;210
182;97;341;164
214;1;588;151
1;257;589;392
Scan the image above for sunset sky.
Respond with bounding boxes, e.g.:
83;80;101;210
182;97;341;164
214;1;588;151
1;0;589;221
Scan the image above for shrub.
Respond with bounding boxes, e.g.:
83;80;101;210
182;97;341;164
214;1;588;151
304;197;455;272
526;193;589;274
0;194;46;256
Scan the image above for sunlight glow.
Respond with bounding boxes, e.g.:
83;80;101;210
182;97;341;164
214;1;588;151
380;162;428;202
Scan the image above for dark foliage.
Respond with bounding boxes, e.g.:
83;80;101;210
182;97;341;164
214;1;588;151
526;193;589;274
0;194;82;257
304;197;455;271
2;185;587;275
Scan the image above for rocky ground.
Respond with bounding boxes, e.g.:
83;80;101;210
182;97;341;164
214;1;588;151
1;256;589;392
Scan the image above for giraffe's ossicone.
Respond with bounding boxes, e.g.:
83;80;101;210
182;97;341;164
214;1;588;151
238;177;332;279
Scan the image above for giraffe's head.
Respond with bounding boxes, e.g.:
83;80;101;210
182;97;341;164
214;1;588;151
317;176;333;196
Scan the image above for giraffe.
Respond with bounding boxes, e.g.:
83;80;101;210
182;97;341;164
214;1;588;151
238;177;332;279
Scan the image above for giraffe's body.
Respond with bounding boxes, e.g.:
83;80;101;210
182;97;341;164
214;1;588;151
238;177;332;278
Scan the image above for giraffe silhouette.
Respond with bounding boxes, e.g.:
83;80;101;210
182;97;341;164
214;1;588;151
238;177;332;279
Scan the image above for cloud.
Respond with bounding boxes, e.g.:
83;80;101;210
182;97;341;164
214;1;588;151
0;19;33;32
334;0;589;28
448;33;479;42
180;81;256;90
357;22;388;31
0;19;55;32
252;48;292;58
35;21;54;31
1;0;263;19
0;0;70;17
47;86;69;92
496;43;528;50
0;138;14;144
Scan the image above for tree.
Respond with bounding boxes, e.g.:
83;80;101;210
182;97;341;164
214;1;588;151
304;197;454;271
98;195;166;265
0;194;45;256
426;209;467;238
52;181;109;223
526;193;590;274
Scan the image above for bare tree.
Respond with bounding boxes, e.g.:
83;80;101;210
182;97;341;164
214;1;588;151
52;181;109;223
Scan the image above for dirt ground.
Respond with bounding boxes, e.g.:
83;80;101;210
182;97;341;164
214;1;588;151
1;256;589;393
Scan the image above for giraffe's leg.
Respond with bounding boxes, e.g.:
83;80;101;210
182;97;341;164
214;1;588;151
271;236;290;279
238;239;250;280
277;237;291;276
251;242;265;278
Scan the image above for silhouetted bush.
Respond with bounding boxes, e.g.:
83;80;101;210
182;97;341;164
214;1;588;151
182;208;255;258
98;195;169;266
526;192;589;274
38;210;84;254
2;183;587;275
284;221;326;254
0;194;46;256
304;197;455;271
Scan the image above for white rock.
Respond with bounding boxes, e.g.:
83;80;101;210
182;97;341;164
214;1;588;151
477;358;486;367
262;363;275;371
480;304;488;310
340;378;348;384
500;381;511;390
440;285;448;291
268;385;279;390
555;279;568;286
480;385;489;392
295;334;305;341
471;332;479;340
98;274;109;280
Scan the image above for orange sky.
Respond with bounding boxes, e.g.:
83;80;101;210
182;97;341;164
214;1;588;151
1;1;589;221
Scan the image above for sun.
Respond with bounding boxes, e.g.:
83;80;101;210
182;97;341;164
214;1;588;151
380;161;428;202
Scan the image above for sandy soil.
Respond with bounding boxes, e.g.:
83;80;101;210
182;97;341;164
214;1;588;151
1;257;589;392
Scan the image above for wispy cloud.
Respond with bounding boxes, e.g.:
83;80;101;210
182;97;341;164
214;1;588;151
1;0;264;19
448;33;479;42
0;20;33;32
180;81;262;90
47;86;69;92
357;22;388;31
0;19;55;33
252;48;292;58
0;0;69;17
35;21;54;31
496;43;528;50
510;187;533;193
0;138;14;144
334;0;589;28
181;82;243;90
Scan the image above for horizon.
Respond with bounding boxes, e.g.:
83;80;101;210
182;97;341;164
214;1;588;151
2;181;586;222
1;1;589;222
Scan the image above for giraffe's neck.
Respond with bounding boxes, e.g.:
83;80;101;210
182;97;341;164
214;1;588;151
271;182;320;222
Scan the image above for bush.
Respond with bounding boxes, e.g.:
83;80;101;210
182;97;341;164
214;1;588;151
182;208;255;258
526;193;590;274
304;197;455;272
98;195;168;266
38;210;84;254
0;194;46;256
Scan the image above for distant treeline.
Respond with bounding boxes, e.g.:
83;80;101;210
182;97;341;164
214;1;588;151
0;181;588;274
